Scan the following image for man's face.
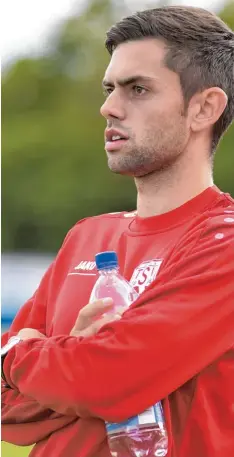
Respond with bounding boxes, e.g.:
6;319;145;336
100;38;190;177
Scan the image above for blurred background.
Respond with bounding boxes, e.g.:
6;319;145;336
2;0;234;333
1;0;234;455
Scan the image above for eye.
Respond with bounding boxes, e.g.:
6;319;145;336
132;85;147;95
103;87;113;97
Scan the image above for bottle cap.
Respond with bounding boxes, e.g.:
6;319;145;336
95;251;118;270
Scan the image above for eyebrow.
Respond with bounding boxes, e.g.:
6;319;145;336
102;75;156;88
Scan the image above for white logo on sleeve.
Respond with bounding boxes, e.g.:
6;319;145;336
130;259;163;294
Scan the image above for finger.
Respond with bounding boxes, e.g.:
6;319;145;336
18;328;35;337
17;329;46;340
71;313;121;338
85;313;122;337
75;298;114;329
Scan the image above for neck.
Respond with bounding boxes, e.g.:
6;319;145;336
135;148;214;218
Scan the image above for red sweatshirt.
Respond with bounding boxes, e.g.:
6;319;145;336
2;186;234;457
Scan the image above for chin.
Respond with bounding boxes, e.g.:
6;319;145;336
107;148;157;176
108;164;130;175
107;161;146;177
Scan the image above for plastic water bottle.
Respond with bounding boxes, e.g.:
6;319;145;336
89;251;139;316
90;251;168;457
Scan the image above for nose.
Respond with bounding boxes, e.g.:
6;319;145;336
100;91;126;121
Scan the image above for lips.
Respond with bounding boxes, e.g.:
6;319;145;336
105;128;129;143
105;138;129;152
104;128;129;152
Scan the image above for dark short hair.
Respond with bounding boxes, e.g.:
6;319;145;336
105;6;234;153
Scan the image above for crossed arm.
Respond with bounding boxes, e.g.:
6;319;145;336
1;264;76;445
1;262;119;446
2;219;234;445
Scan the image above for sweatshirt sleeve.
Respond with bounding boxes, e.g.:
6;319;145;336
3;214;234;422
1;263;75;445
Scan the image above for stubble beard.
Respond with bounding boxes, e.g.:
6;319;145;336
107;122;188;178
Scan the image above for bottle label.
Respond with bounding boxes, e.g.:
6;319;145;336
106;402;165;435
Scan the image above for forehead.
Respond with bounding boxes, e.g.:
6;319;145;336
104;38;168;82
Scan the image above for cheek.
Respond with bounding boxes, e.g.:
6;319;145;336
143;108;174;134
143;98;176;123
130;95;186;140
149;99;185;127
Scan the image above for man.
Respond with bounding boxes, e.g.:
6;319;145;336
1;6;234;457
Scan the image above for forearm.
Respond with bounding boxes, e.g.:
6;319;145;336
3;277;233;422
4;236;234;422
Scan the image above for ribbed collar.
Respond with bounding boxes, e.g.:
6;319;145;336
128;186;222;234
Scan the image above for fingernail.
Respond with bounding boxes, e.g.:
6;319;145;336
103;297;113;304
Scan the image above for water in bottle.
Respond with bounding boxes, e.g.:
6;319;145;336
90;251;168;457
89;251;139;316
106;403;168;457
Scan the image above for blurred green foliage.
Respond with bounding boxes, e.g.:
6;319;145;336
2;0;234;253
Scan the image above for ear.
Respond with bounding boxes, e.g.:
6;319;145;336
189;87;228;133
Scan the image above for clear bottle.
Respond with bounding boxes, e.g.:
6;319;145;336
89;251;139;316
90;251;168;457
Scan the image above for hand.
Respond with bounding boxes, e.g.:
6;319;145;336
17;328;47;341
70;298;121;338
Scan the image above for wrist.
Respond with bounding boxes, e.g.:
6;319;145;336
1;336;23;386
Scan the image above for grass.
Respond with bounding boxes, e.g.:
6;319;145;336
1;443;33;457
